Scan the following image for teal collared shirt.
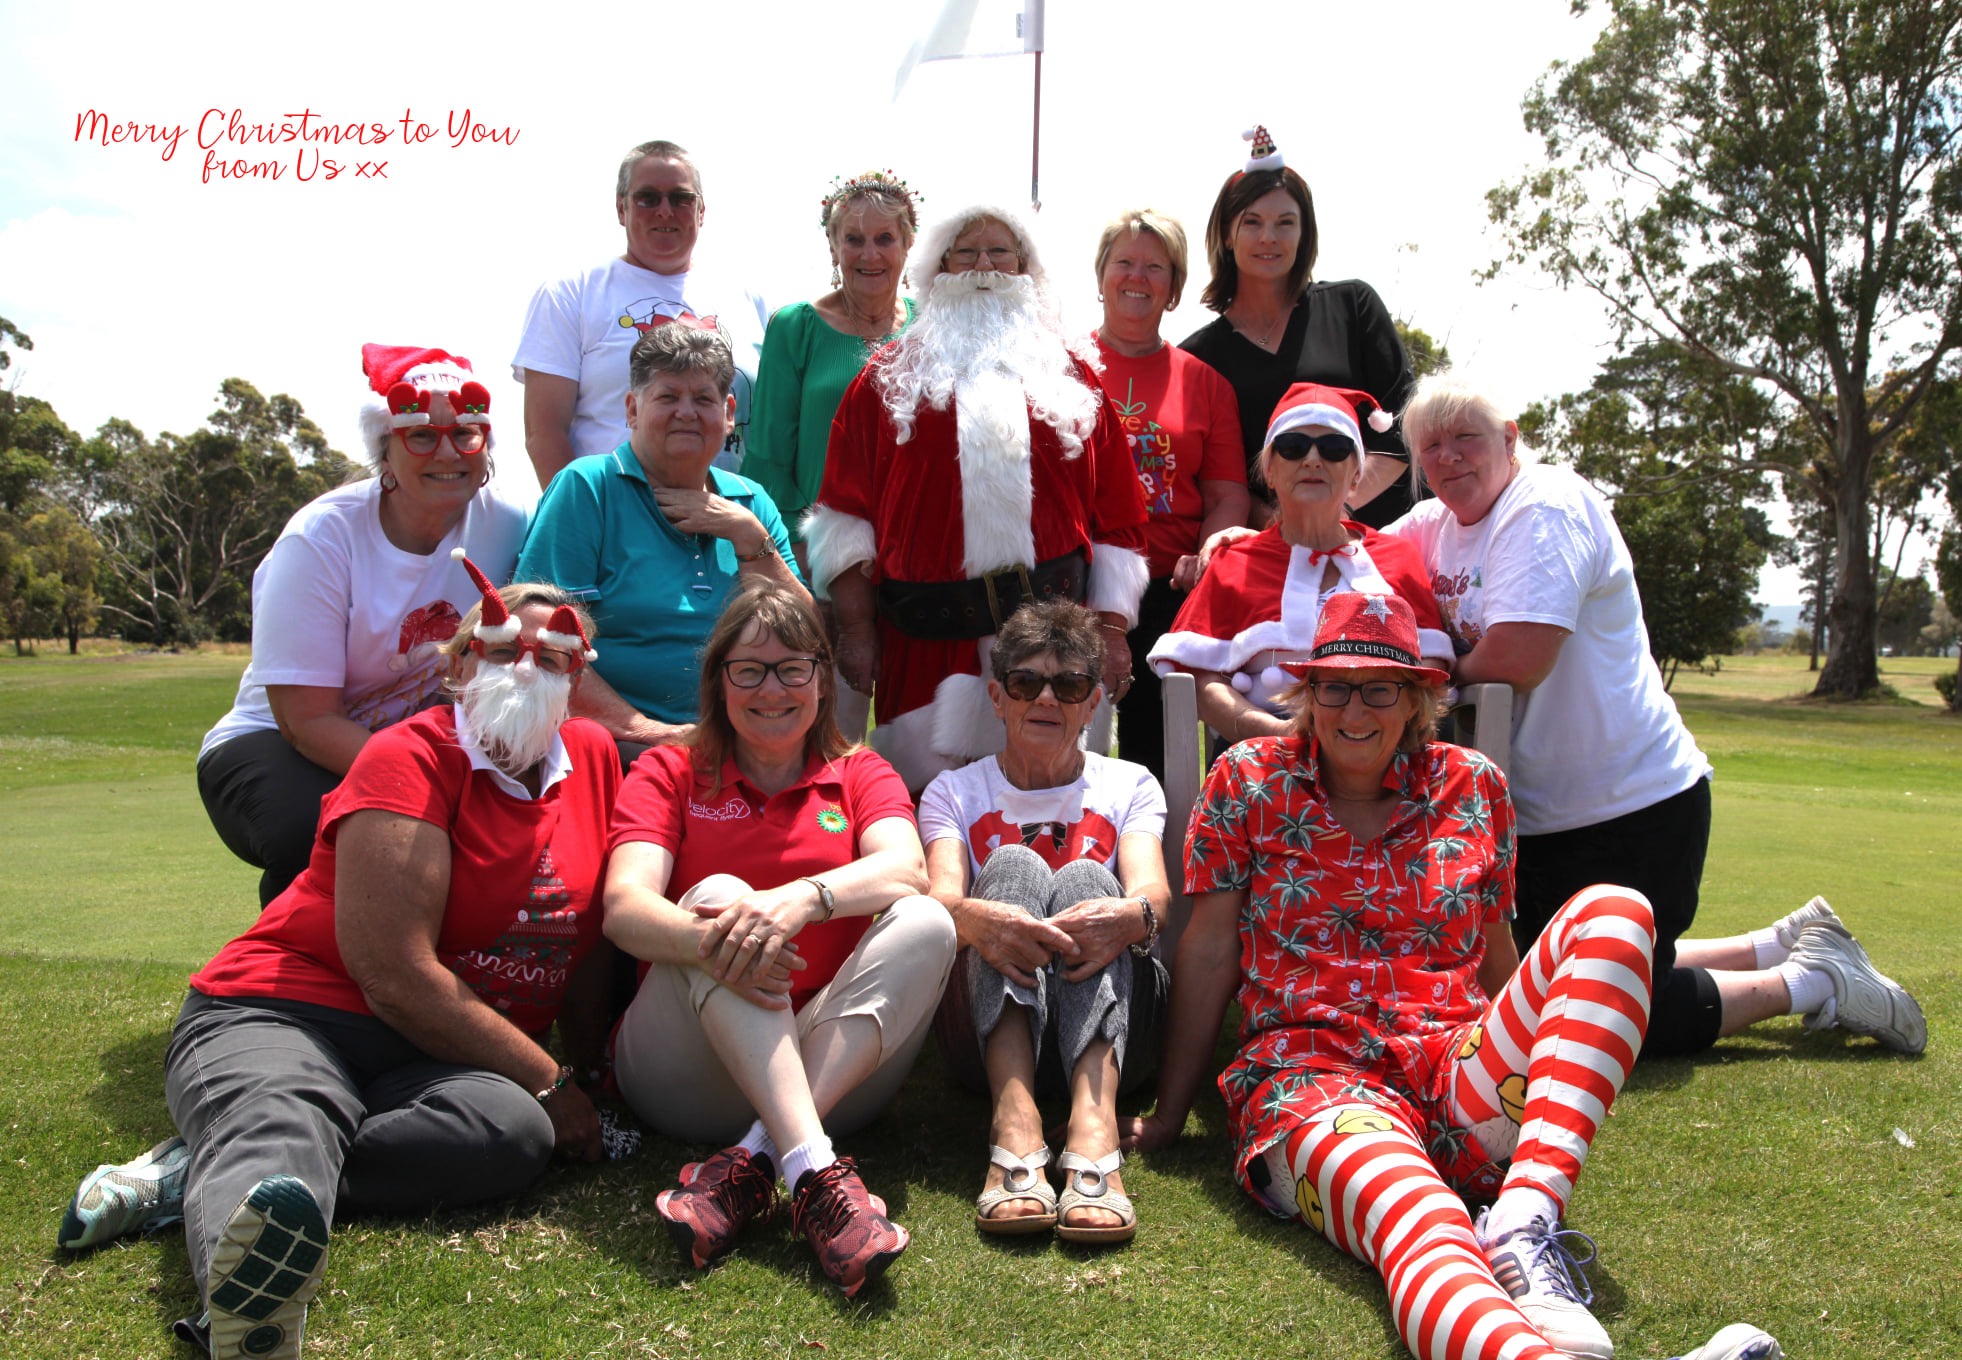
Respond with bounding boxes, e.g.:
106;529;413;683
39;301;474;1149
514;445;801;723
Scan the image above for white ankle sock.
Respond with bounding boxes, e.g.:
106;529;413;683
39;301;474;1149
736;1120;778;1175
1481;1186;1562;1244
1779;962;1836;1017
1749;926;1788;970
782;1135;836;1192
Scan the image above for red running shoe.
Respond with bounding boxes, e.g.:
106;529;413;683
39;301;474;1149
655;1147;777;1268
790;1157;908;1297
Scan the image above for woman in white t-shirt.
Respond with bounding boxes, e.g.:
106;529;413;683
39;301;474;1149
920;601;1171;1245
1387;374;1924;1059
197;345;530;906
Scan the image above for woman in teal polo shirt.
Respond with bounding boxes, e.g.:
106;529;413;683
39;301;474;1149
515;324;805;757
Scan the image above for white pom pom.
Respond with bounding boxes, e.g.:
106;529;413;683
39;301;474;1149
1369;409;1394;433
1242;128;1259;142
1231;672;1254;693
1260;666;1290;693
451;546;467;561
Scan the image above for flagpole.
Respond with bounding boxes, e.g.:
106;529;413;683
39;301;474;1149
1030;48;1043;210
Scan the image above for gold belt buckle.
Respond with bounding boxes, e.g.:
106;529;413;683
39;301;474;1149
983;564;1036;631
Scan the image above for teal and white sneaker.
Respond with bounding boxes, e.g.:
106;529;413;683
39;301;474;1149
59;1135;190;1250
207;1176;328;1360
1664;1323;1783;1360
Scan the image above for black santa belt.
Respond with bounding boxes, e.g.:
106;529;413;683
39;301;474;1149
877;548;1087;641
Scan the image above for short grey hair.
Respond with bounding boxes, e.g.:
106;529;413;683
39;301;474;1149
616;139;700;199
1399;373;1515;491
991;599;1103;687
628;324;734;397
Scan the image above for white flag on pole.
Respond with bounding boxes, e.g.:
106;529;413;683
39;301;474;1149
893;0;1045;99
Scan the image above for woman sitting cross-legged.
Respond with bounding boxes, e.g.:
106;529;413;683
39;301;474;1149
1125;592;1783;1360
921;600;1170;1244
603;578;955;1297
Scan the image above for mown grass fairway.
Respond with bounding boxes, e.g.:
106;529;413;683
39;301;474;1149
1;649;1955;1359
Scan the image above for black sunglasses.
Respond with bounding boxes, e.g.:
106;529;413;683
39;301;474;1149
1000;669;1096;704
628;188;700;211
1272;432;1359;463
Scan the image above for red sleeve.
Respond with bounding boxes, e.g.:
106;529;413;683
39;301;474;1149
816;363;885;523
1480;754;1516;927
317;713;463;844
1197;362;1247;484
1080;360;1149;551
608;743;691;854
844;749;917;850
1362;528;1443;632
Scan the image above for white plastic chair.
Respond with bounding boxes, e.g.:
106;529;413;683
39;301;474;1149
1157;673;1514;962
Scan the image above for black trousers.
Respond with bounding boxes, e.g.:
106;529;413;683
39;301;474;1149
1514;777;1722;1058
196;730;342;908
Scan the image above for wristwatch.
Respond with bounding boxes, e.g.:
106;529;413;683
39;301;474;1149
1128;895;1160;958
801;876;837;922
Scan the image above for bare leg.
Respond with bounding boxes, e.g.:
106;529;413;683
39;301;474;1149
1675;936;1755;970
1713;970;1793;1036
1060;1038;1126;1230
978;1002;1049;1224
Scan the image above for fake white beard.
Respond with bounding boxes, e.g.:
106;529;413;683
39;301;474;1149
878;270;1100;457
456;661;572;779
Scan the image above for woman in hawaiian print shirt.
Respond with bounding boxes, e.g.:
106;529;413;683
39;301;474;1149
1124;592;1779;1360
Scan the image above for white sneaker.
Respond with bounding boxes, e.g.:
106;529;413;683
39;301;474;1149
1772;895;1850;950
1789;924;1927;1054
1665;1323;1783;1360
1478;1211;1614;1359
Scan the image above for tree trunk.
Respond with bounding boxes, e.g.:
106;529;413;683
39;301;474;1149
67;622;80;654
1815;429;1880;698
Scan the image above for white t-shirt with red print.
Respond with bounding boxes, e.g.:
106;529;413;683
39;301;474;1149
200;476;530;761
918;752;1167;882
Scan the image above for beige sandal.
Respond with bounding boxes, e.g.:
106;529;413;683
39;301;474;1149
1055;1149;1136;1245
974;1145;1057;1235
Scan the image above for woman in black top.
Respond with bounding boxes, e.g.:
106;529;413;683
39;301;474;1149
1180;127;1416;528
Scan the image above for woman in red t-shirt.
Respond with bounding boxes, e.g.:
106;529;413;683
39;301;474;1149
603;578;954;1299
1088;207;1250;779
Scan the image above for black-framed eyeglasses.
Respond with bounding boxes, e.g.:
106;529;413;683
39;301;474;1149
1272;432;1359;463
628;188;700;212
471;637;585;675
402;423;489;456
1308;679;1408;708
722;657;820;689
1000;669;1096;704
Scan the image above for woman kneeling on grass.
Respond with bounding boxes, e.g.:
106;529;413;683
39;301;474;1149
603;578;955;1297
1124;592;1783;1360
60;563;619;1360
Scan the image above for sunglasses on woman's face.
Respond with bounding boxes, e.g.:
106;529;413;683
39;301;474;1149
1271;432;1358;463
1000;669;1096;704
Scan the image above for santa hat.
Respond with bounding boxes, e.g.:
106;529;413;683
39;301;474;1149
358;345;492;463
1265;382;1395;461
1242;125;1284;174
450;547;521;644
449;549;599;662
1280;592;1450;686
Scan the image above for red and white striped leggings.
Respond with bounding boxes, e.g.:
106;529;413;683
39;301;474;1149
1274;888;1655;1360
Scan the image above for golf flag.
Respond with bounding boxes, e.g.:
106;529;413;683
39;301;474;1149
893;0;1045;99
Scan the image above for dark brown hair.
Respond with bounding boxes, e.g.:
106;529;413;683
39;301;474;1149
1199;166;1319;313
689;578;851;789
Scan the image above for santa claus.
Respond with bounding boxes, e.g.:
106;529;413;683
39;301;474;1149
803;206;1149;792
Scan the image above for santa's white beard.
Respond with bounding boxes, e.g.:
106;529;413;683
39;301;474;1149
879;270;1100;457
457;662;572;778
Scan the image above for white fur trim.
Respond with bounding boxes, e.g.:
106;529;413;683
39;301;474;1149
537;629;584;650
1417;626;1452;661
801;505;877;598
954;372;1037;577
1085;543;1149;626
1265;401;1363;452
474;618;522;643
910;204;1049;294
929;671;1008;766
358;399;393;464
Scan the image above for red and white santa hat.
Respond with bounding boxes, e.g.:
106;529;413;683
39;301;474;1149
1265;382;1395;465
1242;125;1284;174
358;344;492;462
1280;592;1450;686
450;548;598;661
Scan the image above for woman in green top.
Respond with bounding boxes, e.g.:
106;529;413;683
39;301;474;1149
744;170;922;733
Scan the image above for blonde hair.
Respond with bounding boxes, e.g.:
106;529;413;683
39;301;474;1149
440;583;595;661
1093;209;1189;310
1399;373;1516;495
1285;672;1447;754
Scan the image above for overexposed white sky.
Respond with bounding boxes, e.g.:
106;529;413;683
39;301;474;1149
2;0;1829;601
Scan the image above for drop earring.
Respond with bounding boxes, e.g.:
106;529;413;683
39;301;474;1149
831;263;842;288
